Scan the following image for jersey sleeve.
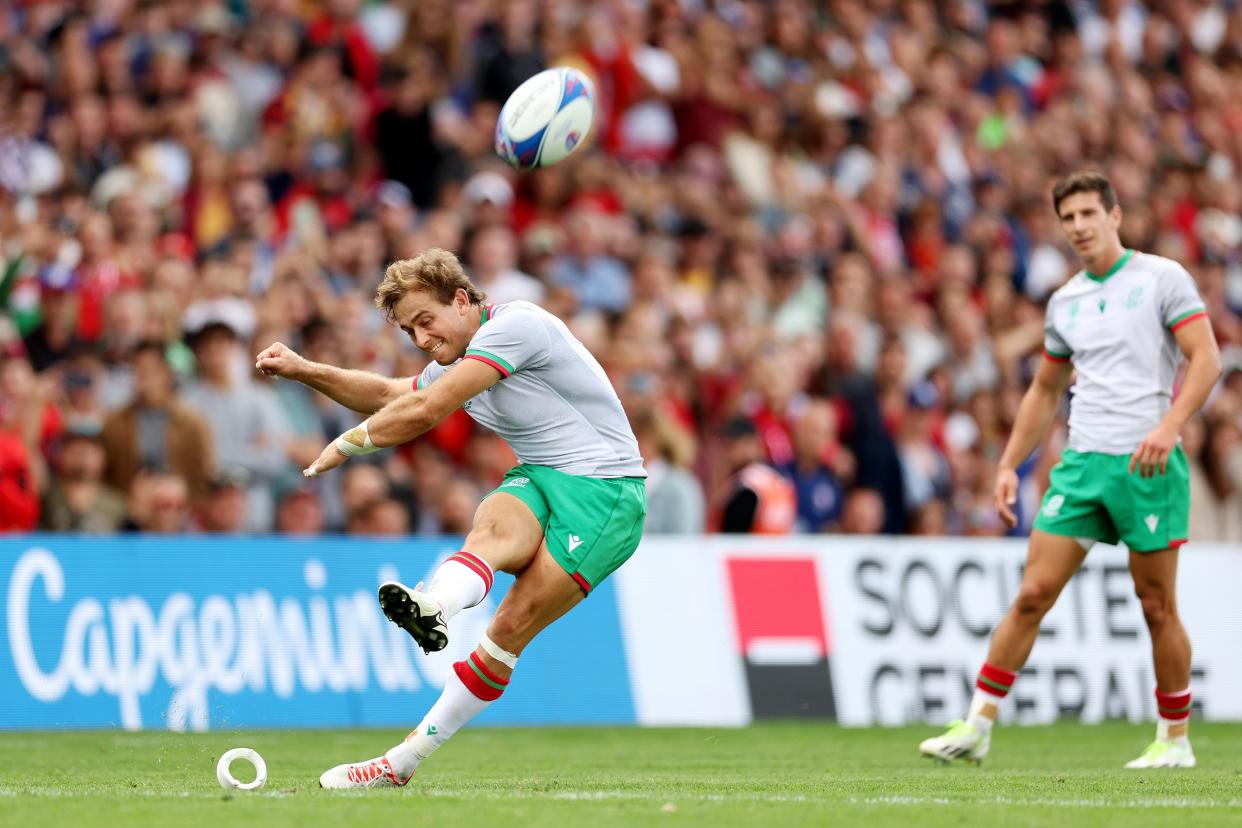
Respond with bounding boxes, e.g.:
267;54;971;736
1043;302;1072;362
1159;265;1208;332
414;360;448;391
462;307;550;378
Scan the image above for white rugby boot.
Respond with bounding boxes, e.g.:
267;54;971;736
378;581;449;653
919;720;990;765
319;756;413;789
1125;739;1196;769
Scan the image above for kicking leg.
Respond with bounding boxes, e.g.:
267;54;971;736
1125;547;1195;769
379;493;543;653
921;530;1086;764
323;544;584;788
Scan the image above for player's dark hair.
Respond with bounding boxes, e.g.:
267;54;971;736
1051;170;1118;216
375;248;485;321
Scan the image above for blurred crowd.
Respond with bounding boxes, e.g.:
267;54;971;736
1;0;1241;540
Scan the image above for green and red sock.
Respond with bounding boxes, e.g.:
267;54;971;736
454;651;509;701
976;663;1017;699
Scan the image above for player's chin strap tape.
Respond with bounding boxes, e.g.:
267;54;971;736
334;420;381;457
478;634;519;669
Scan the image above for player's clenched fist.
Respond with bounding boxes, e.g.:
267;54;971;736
255;342;306;379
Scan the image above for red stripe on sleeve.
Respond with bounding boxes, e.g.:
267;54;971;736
1170;311;1208;332
1043;350;1071;363
463;354;510;377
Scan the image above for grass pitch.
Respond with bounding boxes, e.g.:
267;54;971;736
1;722;1240;827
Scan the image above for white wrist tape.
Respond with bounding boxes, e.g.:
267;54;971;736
479;633;518;669
334;420;381;456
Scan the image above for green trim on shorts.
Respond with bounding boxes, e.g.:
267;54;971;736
1032;447;1189;552
485;464;647;593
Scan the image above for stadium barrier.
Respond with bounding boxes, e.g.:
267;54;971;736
616;537;1242;727
2;535;1239;730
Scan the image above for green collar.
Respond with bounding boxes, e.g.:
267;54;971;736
1086;249;1134;282
480;304;493;324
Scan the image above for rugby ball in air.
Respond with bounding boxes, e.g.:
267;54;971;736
494;67;595;170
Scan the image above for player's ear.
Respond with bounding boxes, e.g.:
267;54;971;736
455;287;470;314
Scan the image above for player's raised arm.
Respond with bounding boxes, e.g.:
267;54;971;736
255;341;413;414
994;354;1074;527
302;357;502;477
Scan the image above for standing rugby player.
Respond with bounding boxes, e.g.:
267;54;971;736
919;171;1221;768
257;248;647;788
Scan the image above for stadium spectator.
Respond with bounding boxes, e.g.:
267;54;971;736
0;431;39;532
779;398;848;533
181;306;290;531
634;409;705;534
715;417;796;534
122;471;190;535
40;423;126;533
839;488;887;535
194;467;250;534
100;341;215;500
0;0;1240;542
276;485;327;537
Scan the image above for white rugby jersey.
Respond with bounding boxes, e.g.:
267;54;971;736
416;301;646;478
1043;250;1207;454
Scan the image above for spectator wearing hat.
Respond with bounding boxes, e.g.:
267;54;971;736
194;466;250;534
40;422;126;533
181;308;291;531
100;340;215;500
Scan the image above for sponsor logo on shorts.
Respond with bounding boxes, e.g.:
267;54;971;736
567;534;584;553
501;477;530;489
1042;494;1065;517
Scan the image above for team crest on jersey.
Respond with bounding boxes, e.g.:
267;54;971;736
1066;300;1080;331
1125;287;1143;309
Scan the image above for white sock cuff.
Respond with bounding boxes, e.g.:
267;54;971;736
975;687;1006;704
479;633;518;669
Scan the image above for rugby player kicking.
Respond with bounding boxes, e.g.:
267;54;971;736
257;248;647;788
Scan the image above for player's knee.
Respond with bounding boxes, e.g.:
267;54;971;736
465;512;505;546
1014;581;1057;618
1136;587;1176;628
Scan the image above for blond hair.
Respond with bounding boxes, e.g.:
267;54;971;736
375;248;485;321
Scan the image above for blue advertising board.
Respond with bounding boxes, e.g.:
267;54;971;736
0;536;635;730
